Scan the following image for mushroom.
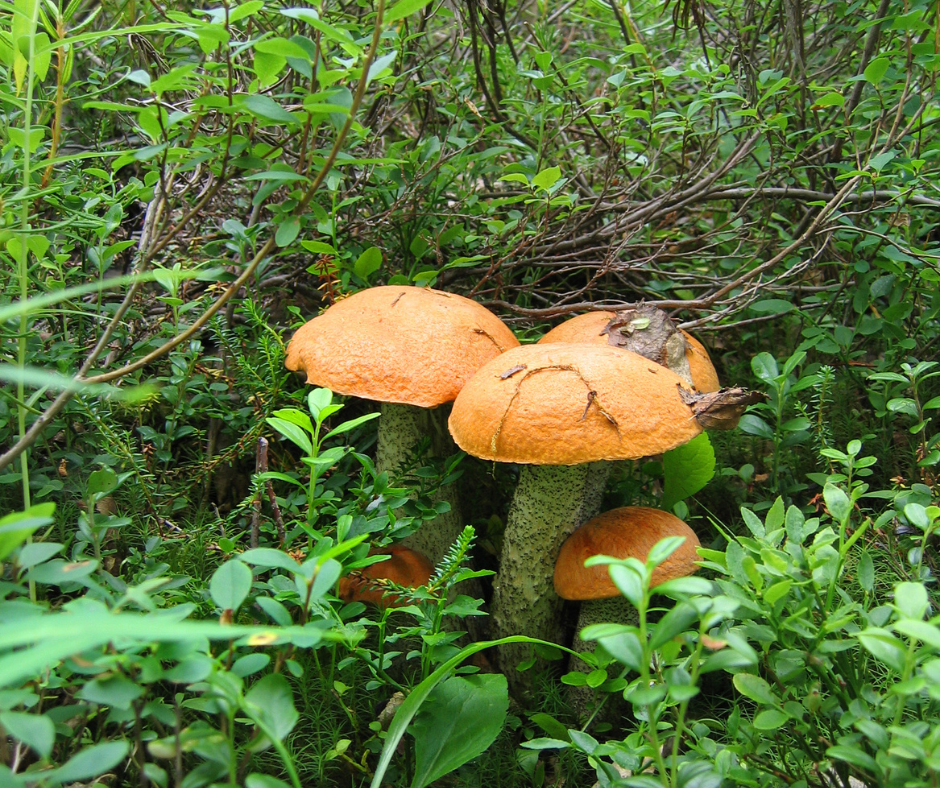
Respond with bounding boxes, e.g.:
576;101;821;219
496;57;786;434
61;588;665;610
286;286;519;564
554;506;700;648
339;545;434;608
539;309;720;393
554;506;700;715
447;343;701;694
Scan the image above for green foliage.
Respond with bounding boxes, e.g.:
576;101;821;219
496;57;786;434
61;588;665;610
1;0;940;781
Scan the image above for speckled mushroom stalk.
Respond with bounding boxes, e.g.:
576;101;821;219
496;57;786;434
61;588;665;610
285;286;519;567
489;462;611;681
448;344;702;698
374;402;463;564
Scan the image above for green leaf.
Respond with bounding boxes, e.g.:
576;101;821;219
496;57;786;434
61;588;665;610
53;741;130;783
531;166;561;191
243;94;297;123
244;674;299;750
857;627;907;673
229;0;265;21
240;548;301;573
893;582;928;620
662;433;715;509
255;37;310;60
812;92;844;108
733;673;777;705
0;504;55;561
823;483;851;524
751;352;778;382
370;636;546;788
649;602;698;650
826;745;879;773
0;711;55;758
738;414;774;438
210;560;253;611
247;775;293;788
275;217;301;247
409;674;508;788
266;417;314;455
79;674;145;710
529;712;570;741
749;299;794;314
385;0;434;22
354;247;383;279
752;709;789;730
863;57;889;84
87;467;119;498
894;619;940;649
857;550;874;592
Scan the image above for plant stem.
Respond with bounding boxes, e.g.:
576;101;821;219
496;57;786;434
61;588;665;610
19;0;41;604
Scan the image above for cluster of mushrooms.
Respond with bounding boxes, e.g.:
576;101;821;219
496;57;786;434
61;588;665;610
285;286;755;697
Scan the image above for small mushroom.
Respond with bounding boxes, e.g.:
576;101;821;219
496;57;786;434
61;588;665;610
339;545;434;609
448;343;701;695
286;286;519;564
554;506;700;714
554;506;701;639
539;309;721;393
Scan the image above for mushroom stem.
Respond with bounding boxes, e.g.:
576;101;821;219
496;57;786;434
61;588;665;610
376;402;463;567
569;597;638;719
490;461;611;696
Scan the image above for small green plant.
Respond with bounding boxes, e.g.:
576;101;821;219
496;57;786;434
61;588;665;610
516;453;940;788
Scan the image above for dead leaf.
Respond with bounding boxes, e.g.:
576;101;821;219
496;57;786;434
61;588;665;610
677;385;767;430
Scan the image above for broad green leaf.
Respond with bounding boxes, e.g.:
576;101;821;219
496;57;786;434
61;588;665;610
385;0;434;22
354;247;383;279
823;483;851;524
857;627;907;673
894;619;940;649
649;601;698;650
662;433;715;509
531;166;561;191
210;560;253;611
79;674;145;710
749;299;794;314
370;636;549;788
409;674;509;788
0;711;55;757
230;0;265;21
243;94;297;123
863;57;889;84
244;674;299;750
751;352;778;382
53;741;130;783
753;708;789;730
0;504;55;561
240;548;302;573
733;673;777;705
275;217;301;247
87;467;119;498
893;582;928;621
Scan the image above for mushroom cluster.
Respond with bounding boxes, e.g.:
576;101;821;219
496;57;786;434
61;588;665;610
288;289;740;700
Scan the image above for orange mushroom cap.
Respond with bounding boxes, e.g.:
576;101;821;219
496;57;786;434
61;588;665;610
338;546;434;609
553;507;700;601
286;286;519;407
538;311;720;393
448;343;701;465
